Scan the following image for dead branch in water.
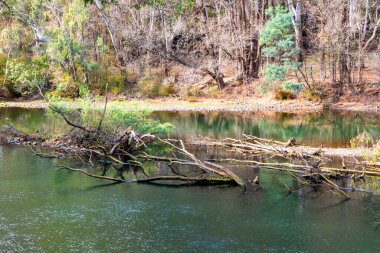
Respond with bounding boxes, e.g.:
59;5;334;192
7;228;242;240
0;89;246;187
1;90;378;198
2;113;379;199
190;137;372;158
57;166;237;186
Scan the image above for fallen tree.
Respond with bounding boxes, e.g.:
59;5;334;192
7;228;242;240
1;88;248;187
190;135;374;158
1;91;379;199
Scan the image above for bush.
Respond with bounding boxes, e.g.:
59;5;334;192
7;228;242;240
349;132;380;163
274;90;294;100
359;139;380;163
160;84;179;96
187;87;201;97
138;78;161;98
5;59;43;97
350;132;373;148
137;72;178;98
208;85;219;98
302;90;318;101
186;96;200;102
47;71;79;98
301;87;326;102
78;83;90;98
107;105;174;135
50;100;175;136
371;142;380;162
282;82;302;93
106;73;127;94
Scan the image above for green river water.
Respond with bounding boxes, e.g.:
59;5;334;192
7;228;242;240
1;108;380;252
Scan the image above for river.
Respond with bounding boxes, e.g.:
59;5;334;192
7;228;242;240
1;108;380;252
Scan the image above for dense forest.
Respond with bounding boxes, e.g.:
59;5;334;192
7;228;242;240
0;0;379;100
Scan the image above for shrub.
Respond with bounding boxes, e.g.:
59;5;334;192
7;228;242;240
51;100;174;136
187;87;201;97
107;73;127;94
48;71;78;98
371;142;380;162
301;87;326;102
78;83;90;98
232;80;243;87
136;72;177;98
6;59;39;97
350;132;373;148
126;70;138;84
282;82;302;93
160;84;179;96
360;140;380;163
274;90;294;100
208;85;219;98
302;90;318;101
186;96;200;102
349;132;380;163
107;105;175;135
138;78;161;98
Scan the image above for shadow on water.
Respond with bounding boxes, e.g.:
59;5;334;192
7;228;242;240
85;181;123;190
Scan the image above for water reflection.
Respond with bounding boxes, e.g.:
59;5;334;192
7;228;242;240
155;111;380;147
1;108;379;148
1;108;380;251
0;144;380;251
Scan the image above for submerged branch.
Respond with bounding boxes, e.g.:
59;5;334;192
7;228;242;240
57;166;237;185
1;94;377;198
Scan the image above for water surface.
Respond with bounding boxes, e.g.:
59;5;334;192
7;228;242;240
1;108;380;252
2;108;380;147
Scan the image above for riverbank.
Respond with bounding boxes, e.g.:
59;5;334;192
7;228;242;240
0;97;379;113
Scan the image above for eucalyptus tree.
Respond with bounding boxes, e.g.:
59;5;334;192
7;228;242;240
46;0;91;82
0;0;50;95
0;22;21;87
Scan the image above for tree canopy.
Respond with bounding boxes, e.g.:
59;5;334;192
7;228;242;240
0;0;378;99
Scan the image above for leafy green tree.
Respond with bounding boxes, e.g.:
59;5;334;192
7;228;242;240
46;0;89;79
260;6;301;94
0;23;21;89
133;0;194;13
44;0;101;97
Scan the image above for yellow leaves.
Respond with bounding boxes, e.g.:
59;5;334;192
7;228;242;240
51;68;74;88
61;0;88;32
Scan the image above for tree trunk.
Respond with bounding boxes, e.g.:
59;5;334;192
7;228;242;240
94;0;125;66
287;0;303;62
212;66;226;90
3;49;11;87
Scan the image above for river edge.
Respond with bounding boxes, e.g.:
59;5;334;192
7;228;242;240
0;98;379;113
